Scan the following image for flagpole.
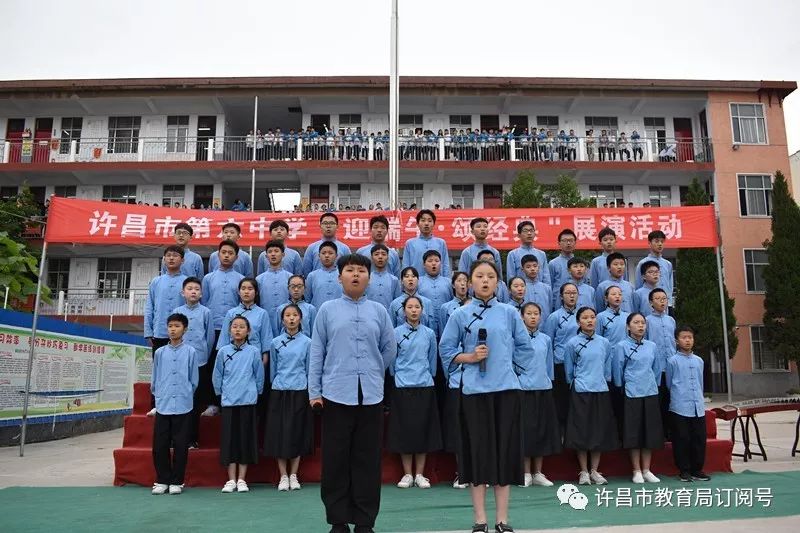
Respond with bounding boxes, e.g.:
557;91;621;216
388;0;399;209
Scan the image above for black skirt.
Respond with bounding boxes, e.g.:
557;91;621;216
220;404;259;465
443;387;461;454
387;386;443;453
264;389;314;459
553;363;569;429
521;389;562;458
622;394;665;450
459;389;524;486
564;391;620;452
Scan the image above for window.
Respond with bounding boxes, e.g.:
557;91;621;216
751;326;788;371
107;116;141;154
536;116;559;133
738;174;772;216
399;114;424;134
310;184;330;204
731;103;767;144
588;185;624;207
585;116;619;134
649;186;672;207
102;185;137;204
744;249;768;293
399;184;423;207
166;115;189;153
162;184;185;207
643;117;666;129
60;117;83;154
338;114;362;132
0;186;18;200
449;115;472;132
194;185;213;208
53;185;77;198
47;258;70;293
97;258;132;298
337;184;361;208
451;184;475;208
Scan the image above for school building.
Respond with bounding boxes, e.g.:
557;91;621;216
0;75;795;396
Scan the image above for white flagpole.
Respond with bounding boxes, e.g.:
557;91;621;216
389;0;399;209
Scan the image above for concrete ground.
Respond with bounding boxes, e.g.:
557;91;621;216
1;396;799;531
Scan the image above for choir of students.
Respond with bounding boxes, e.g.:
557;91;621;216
146;210;708;533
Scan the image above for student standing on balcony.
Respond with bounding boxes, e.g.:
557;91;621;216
585;129;596;161
302;212;352;276
618;132;632;161
598;129;609;161
161;222;204;279
631;130;644;161
208;223;253;277
402;209;452;277
567;129;578;161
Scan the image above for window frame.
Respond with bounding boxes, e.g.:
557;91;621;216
97;258;132;298
398;183;424;207
53;185;77;198
166;115;190;153
648;186;672;207
336;183;361;208
730;102;768;145
750;325;789;372
585;116;619;135
60;117;83;154
107;116;142;154
451;184;475;208
588;185;624;207
0;186;19;200
162;184;186;207
102;185;138;204
47;258;70;294
737;173;773;218
743;248;768;294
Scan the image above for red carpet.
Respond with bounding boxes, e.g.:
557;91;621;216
114;382;732;487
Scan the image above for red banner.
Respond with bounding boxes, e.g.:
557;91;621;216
44;197;718;250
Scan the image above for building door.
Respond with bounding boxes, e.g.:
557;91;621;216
508;115;528;135
196;116;217;161
672;118;694;162
311;115;330;134
6;118;25;163
309;184;330;207
480;115;499;131
33;118;53;163
483;184;503;209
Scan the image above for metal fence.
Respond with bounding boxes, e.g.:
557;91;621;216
39;288;149;317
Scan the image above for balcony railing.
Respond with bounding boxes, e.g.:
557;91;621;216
0;135;713;164
40;288;148;317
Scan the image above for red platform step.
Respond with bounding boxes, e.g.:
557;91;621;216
115;382;732;487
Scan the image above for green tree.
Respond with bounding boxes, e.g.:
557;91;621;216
0;185;42;242
0;231;50;307
674;178;738;375
547;174;596;208
502;169;549;208
761;170;800;385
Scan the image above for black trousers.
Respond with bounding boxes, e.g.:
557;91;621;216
321;397;383;528
152;412;192;485
670;412;706;474
658;372;671;439
150;338;169;407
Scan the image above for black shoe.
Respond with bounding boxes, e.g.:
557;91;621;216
472;524;489;533
495;523;514;533
691;471;711;481
354;527;374;533
678;471;693;482
329;525;350;533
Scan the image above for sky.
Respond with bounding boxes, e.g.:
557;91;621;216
2;0;799;155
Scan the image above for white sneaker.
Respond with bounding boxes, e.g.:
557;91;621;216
289;474;301;490
414;474;431;489
532;472;554;487
236;479;249;493
452;476;468;489
397;474;414;488
221;480;237;493
520;473;533;487
278;475;290;491
146;408;156;417
578;471;591;485
201;405;220;416
632;471;645;484
151;483;168;495
590;470;608;485
168;484;183;495
642;470;661;483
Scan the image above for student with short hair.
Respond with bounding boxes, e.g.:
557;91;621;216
666;326;710;482
418;250;453;338
213;316;265;493
302;213;352;276
645;288;676;438
471;250;510;303
365;243;401;310
309;254;397;533
438;271;471;336
542;282;580;433
389;296;442;490
257;220;303;276
595;252;635;312
173;277;215;448
506;221;550;285
519;302;560;488
306;241;344;309
548;229;577;300
563;307;619;486
255;240;292;318
356;215;401;278
635;231;674;308
634;261;660;316
458;217;502;273
209;223;254;277
390;267;434;329
150;313;199;495
275;275;317;337
612;313;664;484
161;222;204;279
556;257;594;310
519;254;552;322
595;286;631;347
265;304;314;491
402;209;451;277
507;277;528;312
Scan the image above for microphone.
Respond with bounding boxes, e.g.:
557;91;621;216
312;402;323;413
478;328;487;374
